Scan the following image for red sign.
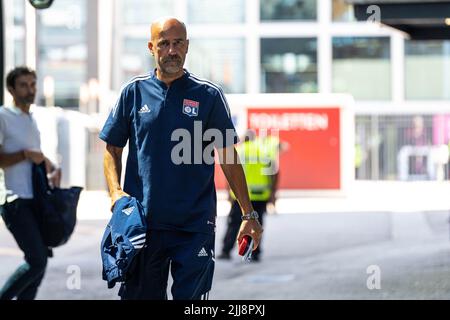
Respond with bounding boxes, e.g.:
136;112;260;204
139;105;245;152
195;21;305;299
215;107;341;190
248;108;340;189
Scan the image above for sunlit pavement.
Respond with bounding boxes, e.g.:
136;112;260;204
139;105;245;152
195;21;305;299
74;181;450;220
1;181;450;300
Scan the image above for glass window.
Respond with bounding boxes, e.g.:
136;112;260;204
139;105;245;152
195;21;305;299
13;0;25;25
4;0;26;68
37;0;88;108
260;0;317;21
405;40;450;100
121;37;154;82
261;38;318;93
122;0;175;26
188;38;246;93
14;0;26;65
13;40;25;67
116;0;176;88
188;0;245;24
332;0;356;22
333;37;391;100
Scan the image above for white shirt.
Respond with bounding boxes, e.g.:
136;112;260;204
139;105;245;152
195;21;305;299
0;105;41;199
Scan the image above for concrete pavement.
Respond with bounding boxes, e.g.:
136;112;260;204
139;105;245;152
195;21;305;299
1;181;450;299
1;210;450;299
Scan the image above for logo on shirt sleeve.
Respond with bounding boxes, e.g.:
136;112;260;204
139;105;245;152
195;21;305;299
138;104;151;114
182;99;200;117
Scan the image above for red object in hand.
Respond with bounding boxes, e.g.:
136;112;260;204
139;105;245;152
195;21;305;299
238;235;252;256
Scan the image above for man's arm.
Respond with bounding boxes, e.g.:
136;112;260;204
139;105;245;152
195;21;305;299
104;143;129;209
217;145;263;250
0;149;44;168
269;171;279;204
0;148;61;187
268;141;287;206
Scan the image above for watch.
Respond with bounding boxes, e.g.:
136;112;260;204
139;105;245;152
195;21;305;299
241;210;259;221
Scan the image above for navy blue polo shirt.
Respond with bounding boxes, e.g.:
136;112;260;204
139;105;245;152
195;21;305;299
99;70;238;234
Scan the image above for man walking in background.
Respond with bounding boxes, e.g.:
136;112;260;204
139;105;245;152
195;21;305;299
0;66;60;300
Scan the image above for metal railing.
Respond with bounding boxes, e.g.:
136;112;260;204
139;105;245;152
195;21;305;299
356;114;450;180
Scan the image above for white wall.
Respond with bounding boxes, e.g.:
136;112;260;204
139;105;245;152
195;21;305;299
32;106;94;189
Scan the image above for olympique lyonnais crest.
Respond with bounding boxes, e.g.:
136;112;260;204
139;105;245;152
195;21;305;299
182;99;200;117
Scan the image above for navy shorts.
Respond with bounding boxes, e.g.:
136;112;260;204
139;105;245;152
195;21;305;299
119;229;215;300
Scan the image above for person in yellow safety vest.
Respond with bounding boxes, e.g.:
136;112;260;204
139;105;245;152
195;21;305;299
355;143;362;179
218;129;280;262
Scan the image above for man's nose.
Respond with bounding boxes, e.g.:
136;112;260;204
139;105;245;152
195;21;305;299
168;43;177;54
27;86;36;94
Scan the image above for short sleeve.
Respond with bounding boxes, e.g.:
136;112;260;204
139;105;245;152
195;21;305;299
0;114;5;147
99;87;132;148
207;88;239;149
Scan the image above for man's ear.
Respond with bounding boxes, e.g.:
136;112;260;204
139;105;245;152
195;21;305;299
148;41;154;56
186;39;189;54
6;86;14;95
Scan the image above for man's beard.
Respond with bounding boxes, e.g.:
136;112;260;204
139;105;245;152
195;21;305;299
20;95;35;105
160;56;183;74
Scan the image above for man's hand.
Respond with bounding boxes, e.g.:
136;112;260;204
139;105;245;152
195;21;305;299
110;190;130;211
47;168;61;189
269;193;276;206
24;150;44;164
44;157;61;189
237;219;263;251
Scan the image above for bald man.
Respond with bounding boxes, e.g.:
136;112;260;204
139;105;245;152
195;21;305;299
100;17;262;300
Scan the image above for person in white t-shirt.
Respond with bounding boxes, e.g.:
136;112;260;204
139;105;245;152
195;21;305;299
0;66;60;300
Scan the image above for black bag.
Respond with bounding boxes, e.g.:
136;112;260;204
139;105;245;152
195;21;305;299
32;162;83;248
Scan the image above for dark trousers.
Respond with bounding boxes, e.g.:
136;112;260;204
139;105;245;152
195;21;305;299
0;199;48;300
221;200;266;259
119;230;215;300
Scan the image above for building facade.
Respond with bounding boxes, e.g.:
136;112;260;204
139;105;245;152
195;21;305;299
3;0;450;183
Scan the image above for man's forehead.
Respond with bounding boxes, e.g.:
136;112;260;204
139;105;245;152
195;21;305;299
158;26;186;39
16;75;36;83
